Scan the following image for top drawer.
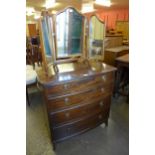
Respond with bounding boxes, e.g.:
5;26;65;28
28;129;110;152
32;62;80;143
45;72;114;97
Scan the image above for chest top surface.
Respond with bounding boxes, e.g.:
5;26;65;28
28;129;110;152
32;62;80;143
37;61;116;87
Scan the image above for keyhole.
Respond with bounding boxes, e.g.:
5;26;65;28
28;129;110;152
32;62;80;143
99;101;104;107
65;112;70;118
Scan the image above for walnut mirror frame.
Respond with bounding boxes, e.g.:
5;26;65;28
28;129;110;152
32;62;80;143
88;15;106;61
54;7;86;61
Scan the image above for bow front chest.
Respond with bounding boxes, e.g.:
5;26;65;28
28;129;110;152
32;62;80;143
37;61;116;147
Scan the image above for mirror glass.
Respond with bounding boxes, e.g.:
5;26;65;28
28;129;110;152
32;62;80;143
41;16;54;64
89;15;105;60
56;8;84;58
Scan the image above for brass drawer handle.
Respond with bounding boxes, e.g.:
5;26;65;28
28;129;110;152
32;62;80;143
102;76;106;81
64;84;69;89
98;114;102;119
99;101;104;107
65;112;70;118
101;88;104;92
65;97;69;104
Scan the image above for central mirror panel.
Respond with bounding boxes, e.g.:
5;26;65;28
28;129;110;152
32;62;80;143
55;8;84;59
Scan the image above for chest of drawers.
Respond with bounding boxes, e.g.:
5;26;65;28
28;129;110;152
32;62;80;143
37;61;116;148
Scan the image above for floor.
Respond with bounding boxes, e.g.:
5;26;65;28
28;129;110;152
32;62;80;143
26;88;129;155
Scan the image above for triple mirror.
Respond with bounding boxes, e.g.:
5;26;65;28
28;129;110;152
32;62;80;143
39;8;106;73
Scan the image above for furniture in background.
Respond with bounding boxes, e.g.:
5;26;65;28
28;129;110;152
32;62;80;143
38;7;116;149
27;23;37;38
104;46;129;66
26;65;37;106
114;54;129;100
104;34;123;49
26;44;42;69
37;60;116;148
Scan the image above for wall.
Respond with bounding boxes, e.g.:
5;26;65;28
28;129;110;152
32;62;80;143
84;8;129;30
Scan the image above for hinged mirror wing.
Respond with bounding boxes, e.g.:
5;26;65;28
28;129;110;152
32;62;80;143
39;11;55;73
88;15;106;61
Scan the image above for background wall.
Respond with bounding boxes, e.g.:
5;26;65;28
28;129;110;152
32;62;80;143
84;8;129;30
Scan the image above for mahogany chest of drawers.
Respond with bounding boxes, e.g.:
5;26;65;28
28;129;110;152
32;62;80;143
37;61;116;148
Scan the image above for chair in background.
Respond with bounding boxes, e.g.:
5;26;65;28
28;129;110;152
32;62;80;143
26;43;42;69
26;65;37;106
26;43;42;106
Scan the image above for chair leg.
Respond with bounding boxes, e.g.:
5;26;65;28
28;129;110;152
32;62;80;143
26;87;30;106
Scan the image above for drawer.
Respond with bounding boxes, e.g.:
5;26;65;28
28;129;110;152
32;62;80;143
45;72;114;97
50;96;111;126
47;84;113;112
52;111;109;142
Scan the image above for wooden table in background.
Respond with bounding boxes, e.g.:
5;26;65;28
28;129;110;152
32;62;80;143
104;46;129;66
114;54;129;100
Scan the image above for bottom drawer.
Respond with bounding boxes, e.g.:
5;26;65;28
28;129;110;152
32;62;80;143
52;110;109;142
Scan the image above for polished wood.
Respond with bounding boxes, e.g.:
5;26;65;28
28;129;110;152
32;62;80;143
114;54;129;98
104;46;129;66
28;24;37;37
37;61;116;147
37;7;116;148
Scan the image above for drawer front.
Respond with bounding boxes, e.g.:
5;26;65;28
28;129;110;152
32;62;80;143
52;111;109;142
50;96;111;126
47;84;113;112
45;72;114;97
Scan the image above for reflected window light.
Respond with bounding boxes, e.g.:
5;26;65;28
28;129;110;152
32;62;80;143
45;0;56;9
34;13;41;19
26;7;35;16
81;3;95;13
95;0;111;7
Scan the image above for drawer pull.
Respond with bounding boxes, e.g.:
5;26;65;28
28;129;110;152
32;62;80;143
65;112;70;118
102;76;106;81
99;101;104;107
98;114;102;119
101;88;104;92
64;97;69;103
64;84;69;90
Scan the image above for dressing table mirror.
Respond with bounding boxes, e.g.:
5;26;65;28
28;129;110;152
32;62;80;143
37;7;116;149
88;15;106;61
54;7;85;60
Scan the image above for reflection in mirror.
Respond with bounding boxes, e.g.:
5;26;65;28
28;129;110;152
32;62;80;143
56;8;84;58
41;16;54;64
89;15;105;60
